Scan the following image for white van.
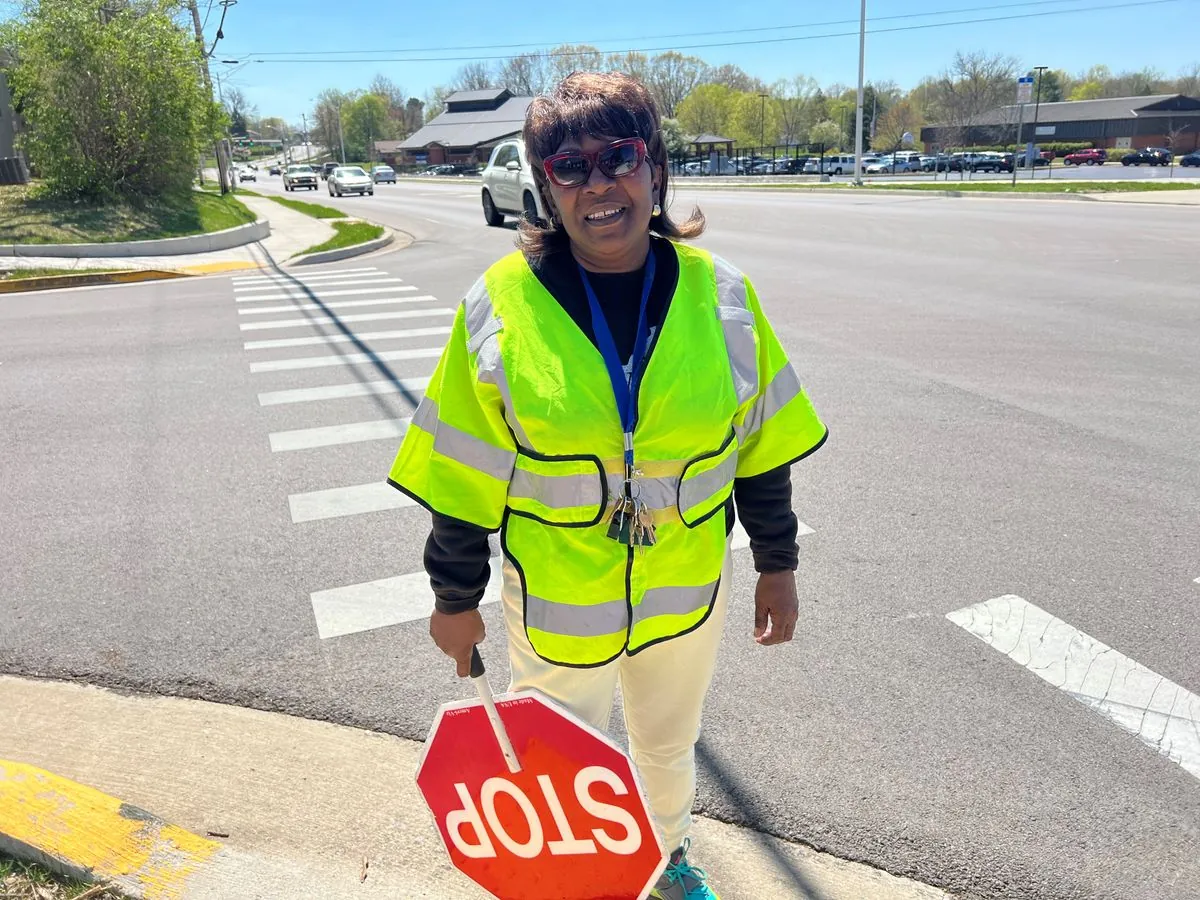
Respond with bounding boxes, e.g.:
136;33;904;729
820;154;857;175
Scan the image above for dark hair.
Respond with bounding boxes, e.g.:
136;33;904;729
519;71;705;259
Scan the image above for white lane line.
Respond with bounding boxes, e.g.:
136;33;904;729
947;594;1200;783
240;308;454;331
238;294;430;315
250;346;442;373
258;376;432;406
233;266;377;283
289;481;416;523
269;417;410;452
245;326;450;350
312;559;502;640
232;286;413;303
234;277;403;293
1194;577;1200;584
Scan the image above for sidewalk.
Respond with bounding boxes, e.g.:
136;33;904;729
0;195;339;275
0;676;949;900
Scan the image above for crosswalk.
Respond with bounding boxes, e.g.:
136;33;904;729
233;263;815;644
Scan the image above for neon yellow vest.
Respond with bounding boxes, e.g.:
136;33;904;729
389;241;825;667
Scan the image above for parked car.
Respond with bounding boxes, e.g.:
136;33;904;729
820;154;857;175
480;139;548;226
371;164;397;184
970;152;1012;173
321;161;340;180
282;164;318;191
1180;150;1200;167
931;154;963;171
328;165;374;196
1063;148;1107;166
1121;147;1172;166
1016;154;1050;168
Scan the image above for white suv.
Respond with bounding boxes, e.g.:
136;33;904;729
481;140;548;226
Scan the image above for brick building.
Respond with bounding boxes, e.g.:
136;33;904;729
376;88;532;169
921;94;1200;152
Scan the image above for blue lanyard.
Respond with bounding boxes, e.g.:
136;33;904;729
577;250;657;471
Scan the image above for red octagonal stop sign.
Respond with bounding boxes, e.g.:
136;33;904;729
417;690;667;900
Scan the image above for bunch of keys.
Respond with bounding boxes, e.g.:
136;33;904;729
606;480;657;549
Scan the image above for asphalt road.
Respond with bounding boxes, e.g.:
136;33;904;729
3;180;1198;900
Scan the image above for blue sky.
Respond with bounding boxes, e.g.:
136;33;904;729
202;0;1194;121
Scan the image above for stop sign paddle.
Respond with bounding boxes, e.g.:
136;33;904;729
416;647;668;900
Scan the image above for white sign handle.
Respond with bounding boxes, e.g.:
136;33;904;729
470;647;522;774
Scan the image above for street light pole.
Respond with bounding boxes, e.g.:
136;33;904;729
853;0;867;185
337;104;346;164
1030;65;1048;179
758;92;768;151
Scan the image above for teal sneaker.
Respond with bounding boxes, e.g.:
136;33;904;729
649;838;720;899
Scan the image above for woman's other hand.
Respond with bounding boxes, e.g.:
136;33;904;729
430;609;486;676
753;571;799;646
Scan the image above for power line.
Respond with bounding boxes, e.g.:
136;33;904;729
240;0;1182;60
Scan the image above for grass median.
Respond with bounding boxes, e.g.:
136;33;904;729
0;853;122;899
295;220;384;257
0;184;256;244
267;195;348;219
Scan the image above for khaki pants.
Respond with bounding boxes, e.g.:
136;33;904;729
501;550;731;853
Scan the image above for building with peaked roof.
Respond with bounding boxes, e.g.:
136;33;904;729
376;88;533;169
921;94;1200;152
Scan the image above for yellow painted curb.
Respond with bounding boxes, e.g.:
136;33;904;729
175;261;262;275
0;758;220;898
0;269;188;294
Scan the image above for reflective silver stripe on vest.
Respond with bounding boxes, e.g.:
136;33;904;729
411;397;516;481
712;255;759;407
678;452;738;517
510;468;603;510
526;594;629;637
632;581;718;626
737;363;803;444
606;472;677;511
462;278;533;448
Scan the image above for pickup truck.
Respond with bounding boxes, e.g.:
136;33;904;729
283;164;319;191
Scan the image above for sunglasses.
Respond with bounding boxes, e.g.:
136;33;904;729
542;138;647;188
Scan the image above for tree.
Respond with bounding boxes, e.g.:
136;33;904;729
423;85;451;123
312;88;351;157
1176;62;1200;96
646;51;708;118
2;0;215;198
403;97;425;135
223;87;254;136
453;61;493;92
705;63;765;94
344;93;394;162
1069;81;1104;101
676;83;736;138
659;117;690;162
370;74;409;133
605;51;651;84
926;51;1019;143
808;119;842;152
1035;69;1068;103
496;53;554;96
874;99;922;150
771;75;819;146
549;44;605;84
728;91;781;148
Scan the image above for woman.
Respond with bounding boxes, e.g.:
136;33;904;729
388;71;826;900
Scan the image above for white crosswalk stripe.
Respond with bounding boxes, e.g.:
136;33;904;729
244;327;450;351
234;277;405;293
250;346;443;373
268;417;410;452
289;481;416;523
237;294;431;315
233;266;378;284
239;309;454;331
257;376;432;406
233;286;415;302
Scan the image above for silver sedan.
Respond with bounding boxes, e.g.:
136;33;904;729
328;166;374;197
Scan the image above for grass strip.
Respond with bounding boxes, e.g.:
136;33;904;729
1;267;124;281
0;853;123;899
0;184;256;244
267;195;348;219
296;220;384;257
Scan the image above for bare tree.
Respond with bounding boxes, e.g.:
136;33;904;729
705;63;765;93
1164;121;1192;173
771;75;818;146
605;51;651;84
549;44;605;84
423;85;451;123
646;51;708;118
496;53;555;96
874;100;922;150
1174;62;1200;96
927;51;1019;145
452;61;494;92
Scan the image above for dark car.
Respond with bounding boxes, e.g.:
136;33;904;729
321;161;339;180
1179;150;1200;167
1121;147;1172;166
1016;154;1050;168
268;164;281;175
932;154;963;172
970;153;1013;173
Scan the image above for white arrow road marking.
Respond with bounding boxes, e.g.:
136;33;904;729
269;417;410;452
257;376;433;406
312;559;503;640
289;481;416;523
947;594;1200;782
312;521;815;639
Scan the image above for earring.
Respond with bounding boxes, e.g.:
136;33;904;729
652;203;662;217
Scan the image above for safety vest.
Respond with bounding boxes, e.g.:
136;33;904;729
388;241;826;667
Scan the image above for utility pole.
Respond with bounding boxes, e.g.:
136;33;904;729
758;92;768;152
853;0;867;185
1030;65;1048;179
186;0;230;193
301;113;309;160
337;105;346;164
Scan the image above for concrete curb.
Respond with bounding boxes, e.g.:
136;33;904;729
290;227;397;266
0;758;221;898
0;268;191;294
0;219;270;259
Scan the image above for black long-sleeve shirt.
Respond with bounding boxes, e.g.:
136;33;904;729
426;238;800;614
